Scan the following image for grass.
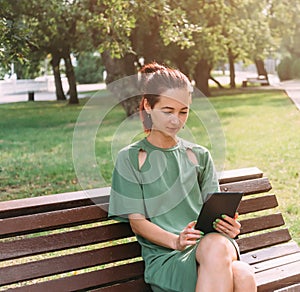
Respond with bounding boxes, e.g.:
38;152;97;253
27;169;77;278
0;87;299;243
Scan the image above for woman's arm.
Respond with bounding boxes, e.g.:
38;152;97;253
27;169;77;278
129;213;202;251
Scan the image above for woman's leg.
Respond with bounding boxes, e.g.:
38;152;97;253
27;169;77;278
232;261;257;292
195;233;237;291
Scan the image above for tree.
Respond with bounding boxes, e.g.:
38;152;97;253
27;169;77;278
1;0;136;104
75;52;104;84
268;0;300;58
0;1;37;69
100;0;198;115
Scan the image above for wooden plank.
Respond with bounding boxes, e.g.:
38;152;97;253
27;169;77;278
237;229;292;254
0;242;141;286
252;252;300;273
256;260;300;292
0;204;108;238
0;222;134;261
9;261;145;292
0;187;110;218
92;278;151;292
237;194;278;215
218;167;263;184
220;177;272;195
240;213;285;234
275;283;300;292
241;242;300;265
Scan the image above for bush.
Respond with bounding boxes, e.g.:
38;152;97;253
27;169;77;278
291;58;300;79
75;52;104;84
277;57;293;81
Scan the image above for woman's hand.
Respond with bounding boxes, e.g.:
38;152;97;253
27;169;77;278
213;213;241;239
176;221;203;251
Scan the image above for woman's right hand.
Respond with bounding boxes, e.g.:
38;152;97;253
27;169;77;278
176;221;203;251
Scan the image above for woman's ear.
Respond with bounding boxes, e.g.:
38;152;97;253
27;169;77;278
143;98;151;113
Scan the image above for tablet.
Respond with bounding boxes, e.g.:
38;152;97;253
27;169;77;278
195;192;243;234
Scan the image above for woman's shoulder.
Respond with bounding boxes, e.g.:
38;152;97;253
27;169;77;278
118;139;145;153
179;138;210;155
116;139;146;163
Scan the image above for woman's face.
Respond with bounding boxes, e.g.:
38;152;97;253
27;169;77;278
145;88;191;138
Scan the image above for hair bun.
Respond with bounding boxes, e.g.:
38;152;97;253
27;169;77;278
140;62;166;74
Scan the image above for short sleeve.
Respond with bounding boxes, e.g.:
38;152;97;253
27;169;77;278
108;147;146;222
196;148;220;202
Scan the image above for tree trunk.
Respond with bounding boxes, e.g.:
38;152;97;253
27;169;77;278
63;49;79;104
254;59;270;85
101;51;140;116
50;52;66;101
228;48;236;88
193;59;211;97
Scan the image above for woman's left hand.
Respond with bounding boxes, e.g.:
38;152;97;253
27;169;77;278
213;213;241;238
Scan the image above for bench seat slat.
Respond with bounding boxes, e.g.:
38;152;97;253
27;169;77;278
93;278;152;292
275;283;300;292
239;213;285;235
9;261;145;292
220;177;272;195
0;188;110;218
0;205;108;238
240;242;300;265
218;167;263;184
237;229;292;253
255;260;300;292
252;251;300;273
0;242;141;286
0;223;134;261
237;194;278;214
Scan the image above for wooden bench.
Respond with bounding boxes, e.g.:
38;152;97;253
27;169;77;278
242;76;269;87
0;167;299;291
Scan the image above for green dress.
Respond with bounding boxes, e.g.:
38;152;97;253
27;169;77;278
108;138;220;292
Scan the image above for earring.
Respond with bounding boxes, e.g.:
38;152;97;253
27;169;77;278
144;113;152;130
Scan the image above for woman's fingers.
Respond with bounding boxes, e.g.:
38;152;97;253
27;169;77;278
213;215;241;238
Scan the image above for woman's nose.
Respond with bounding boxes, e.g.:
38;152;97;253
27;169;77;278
169;114;180;124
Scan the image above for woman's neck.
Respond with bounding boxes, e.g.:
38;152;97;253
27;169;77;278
146;130;178;148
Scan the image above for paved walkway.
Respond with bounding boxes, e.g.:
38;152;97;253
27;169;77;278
0;77;299;111
275;79;300;111
0;83;106;104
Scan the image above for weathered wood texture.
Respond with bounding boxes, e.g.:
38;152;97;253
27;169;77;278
0;167;299;291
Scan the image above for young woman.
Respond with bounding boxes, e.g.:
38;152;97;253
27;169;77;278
109;62;256;292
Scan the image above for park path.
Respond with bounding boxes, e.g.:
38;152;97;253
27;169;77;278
0;83;106;104
276;79;300;111
0;76;300;111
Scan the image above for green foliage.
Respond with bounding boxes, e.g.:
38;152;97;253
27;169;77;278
0;1;35;67
75;52;104;84
277;57;293;81
291;58;300;79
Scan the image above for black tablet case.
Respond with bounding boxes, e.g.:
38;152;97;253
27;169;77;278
195;192;243;234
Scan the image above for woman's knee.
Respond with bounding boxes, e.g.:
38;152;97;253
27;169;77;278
232;261;257;291
196;233;237;263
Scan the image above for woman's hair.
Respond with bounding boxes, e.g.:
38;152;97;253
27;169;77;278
139;62;192;132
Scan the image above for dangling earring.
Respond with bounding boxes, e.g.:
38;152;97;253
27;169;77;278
182;124;185;129
144;113;153;130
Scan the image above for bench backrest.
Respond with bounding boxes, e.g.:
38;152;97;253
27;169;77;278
0;167;292;291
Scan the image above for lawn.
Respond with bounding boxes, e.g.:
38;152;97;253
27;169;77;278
0;87;299;243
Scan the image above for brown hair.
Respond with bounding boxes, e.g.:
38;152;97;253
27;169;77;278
139;62;192;132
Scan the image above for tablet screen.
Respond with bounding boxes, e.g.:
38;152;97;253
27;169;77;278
195;192;243;234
